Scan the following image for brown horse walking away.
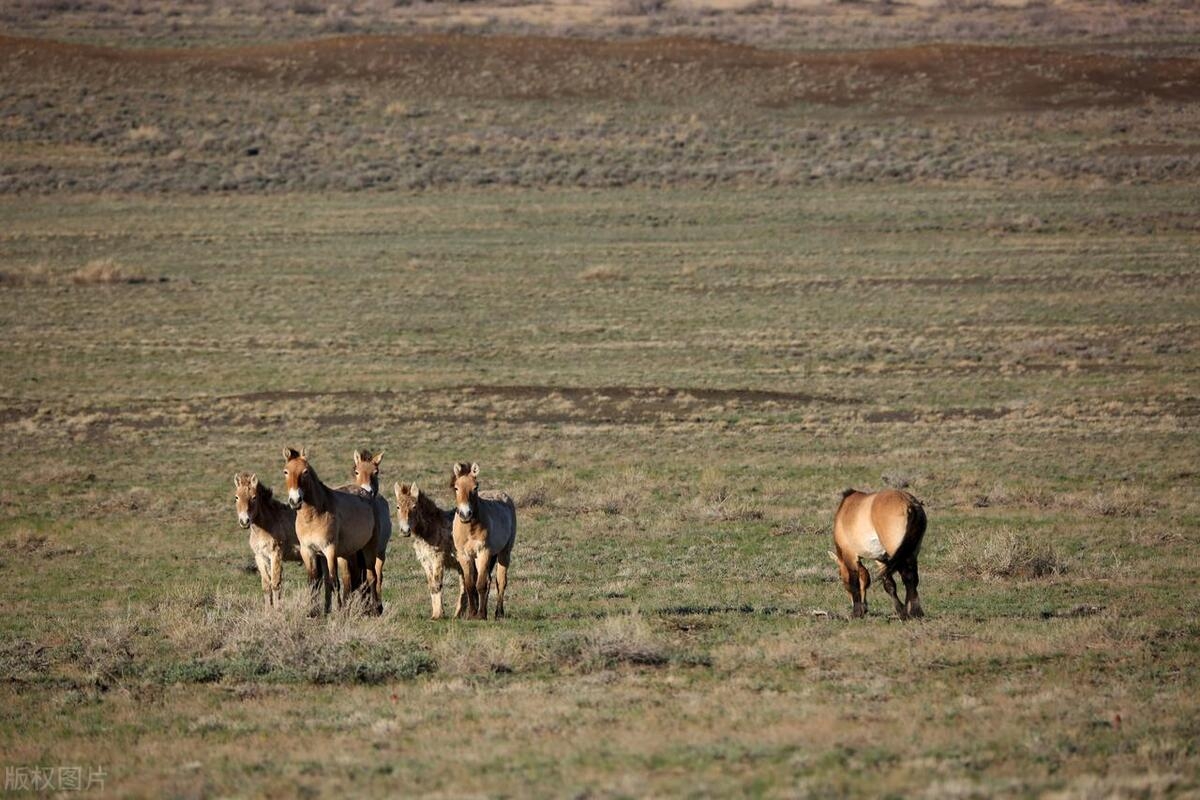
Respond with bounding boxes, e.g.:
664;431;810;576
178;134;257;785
393;481;463;619
282;447;381;615
832;488;926;620
450;462;517;620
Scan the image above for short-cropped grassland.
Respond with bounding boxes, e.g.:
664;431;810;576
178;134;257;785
1;185;1197;797
2;2;1200;795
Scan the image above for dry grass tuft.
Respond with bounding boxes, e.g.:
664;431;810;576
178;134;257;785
9;529;77;558
574;468;648;517
973;482;1055;510
579;264;626;282
80;617;139;691
127;124;163;143
515;485;549;509
0;263;53;287
69;259;147;285
1080;485;1155;518
68;588;435;687
689;467;764;522
578;614;672;671
946;528;1067;580
0;638;52;682
433;628;527;676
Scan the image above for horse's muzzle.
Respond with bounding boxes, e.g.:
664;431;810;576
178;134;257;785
288;498;302;510
238;519;251;530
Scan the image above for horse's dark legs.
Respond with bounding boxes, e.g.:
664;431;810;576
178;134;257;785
322;545;339;614
473;552;492;620
855;562;871;617
373;553;386;616
493;547;511;619
836;551;865;618
880;567;908;620
362;547;381;616
303;552;324;618
900;559;924;619
458;555;479;619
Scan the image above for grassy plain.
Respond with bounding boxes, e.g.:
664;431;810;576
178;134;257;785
2;2;1200;796
2;186;1197;797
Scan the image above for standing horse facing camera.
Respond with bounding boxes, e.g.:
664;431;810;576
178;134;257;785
234;472;301;610
832;488;926;620
450;462;516;620
339;449;393;604
393;481;462;619
282;447;381;615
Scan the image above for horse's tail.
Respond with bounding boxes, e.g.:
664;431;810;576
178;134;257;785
891;497;927;565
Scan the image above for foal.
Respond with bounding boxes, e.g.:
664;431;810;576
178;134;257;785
832;488;927;619
393;481;462;619
450;462;517;620
234;472;301;610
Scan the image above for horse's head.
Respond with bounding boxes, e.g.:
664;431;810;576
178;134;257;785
450;462;480;522
233;472;260;529
393;481;419;537
351;449;384;497
282;447;311;510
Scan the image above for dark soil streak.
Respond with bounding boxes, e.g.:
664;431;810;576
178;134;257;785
3;34;1198;110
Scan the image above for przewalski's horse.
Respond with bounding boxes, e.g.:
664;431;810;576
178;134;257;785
832;488;927;620
339;449;393;604
234;472;302;610
450;462;516;620
393;481;462;620
282;447;381;615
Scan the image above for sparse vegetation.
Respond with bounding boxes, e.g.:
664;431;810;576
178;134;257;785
68;259;147;286
2;185;1194;795
946;528;1068;580
0;3;1198;796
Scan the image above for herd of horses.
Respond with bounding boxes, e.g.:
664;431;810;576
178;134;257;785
233;448;926;621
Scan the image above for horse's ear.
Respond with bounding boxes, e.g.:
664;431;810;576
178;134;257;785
234;473;243;488
410;483;420;500
353;450;362;465
372;450;384;466
452;463;463;477
471;462;480;477
300;447;309;460
283;447;298;461
249;474;259;490
393;481;403;498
